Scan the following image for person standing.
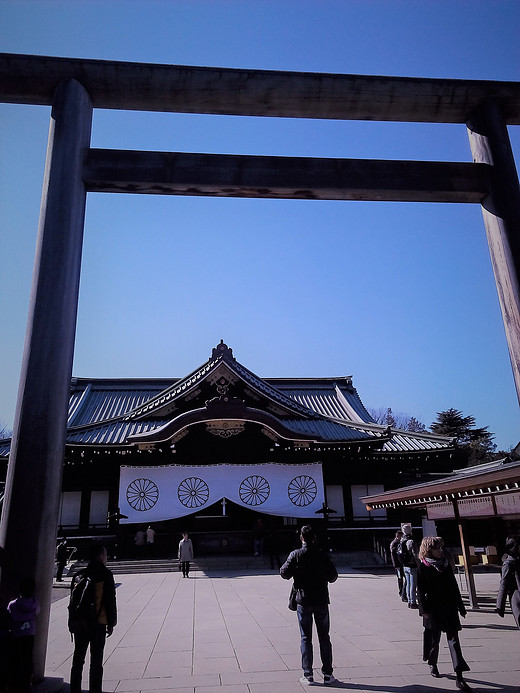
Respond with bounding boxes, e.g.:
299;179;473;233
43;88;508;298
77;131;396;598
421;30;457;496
389;530;406;601
178;532;194;578
56;537;68;582
146;525;156;557
266;529;281;570
495;536;520;628
280;525;338;686
400;523;419;608
7;576;40;691
417;536;471;691
133;528;146;558
253;518;264;556
69;543;117;693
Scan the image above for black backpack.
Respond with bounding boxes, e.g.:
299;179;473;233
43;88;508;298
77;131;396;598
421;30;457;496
68;569;97;631
396;537;414;567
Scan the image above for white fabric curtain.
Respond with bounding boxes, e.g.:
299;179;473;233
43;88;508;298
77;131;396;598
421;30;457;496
119;463;324;523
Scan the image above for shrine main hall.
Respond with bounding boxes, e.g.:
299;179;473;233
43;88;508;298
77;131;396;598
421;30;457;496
0;340;454;556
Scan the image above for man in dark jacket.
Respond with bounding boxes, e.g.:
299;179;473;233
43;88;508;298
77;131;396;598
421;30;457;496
389;530;406;601
280;525;338;685
495;536;520;628
70;543;117;693
55;537;68;582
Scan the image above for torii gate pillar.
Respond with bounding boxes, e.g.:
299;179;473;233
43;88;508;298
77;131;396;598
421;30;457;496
0;79;92;682
467;102;520;404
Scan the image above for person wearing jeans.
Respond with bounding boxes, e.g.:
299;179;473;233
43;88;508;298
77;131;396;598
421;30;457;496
404;564;418;607
297;603;332;681
280;525;338;686
390;530;406;600
400;523;419;608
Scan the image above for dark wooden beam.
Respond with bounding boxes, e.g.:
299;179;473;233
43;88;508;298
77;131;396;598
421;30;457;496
467;102;520;405
2;53;520;124
83;149;490;203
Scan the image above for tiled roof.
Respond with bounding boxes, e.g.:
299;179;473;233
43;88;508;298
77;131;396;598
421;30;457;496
68;380;174;426
0;343;453;455
271;379;373;423
67;419;169;445
361;459;520;508
379;430;453;453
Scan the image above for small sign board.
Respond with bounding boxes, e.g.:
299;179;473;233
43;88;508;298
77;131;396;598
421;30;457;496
458;496;495;518
495;491;520;516
427;501;455;520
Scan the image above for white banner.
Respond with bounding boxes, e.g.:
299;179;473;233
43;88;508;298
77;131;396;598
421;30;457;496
119;463;325;523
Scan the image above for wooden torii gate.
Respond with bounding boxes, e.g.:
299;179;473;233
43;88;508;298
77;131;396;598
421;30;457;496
0;54;519;681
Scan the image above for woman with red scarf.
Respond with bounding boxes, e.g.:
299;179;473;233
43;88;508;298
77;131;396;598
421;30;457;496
417;536;471;691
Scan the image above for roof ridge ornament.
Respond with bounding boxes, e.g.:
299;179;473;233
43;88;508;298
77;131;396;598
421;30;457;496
212;340;234;361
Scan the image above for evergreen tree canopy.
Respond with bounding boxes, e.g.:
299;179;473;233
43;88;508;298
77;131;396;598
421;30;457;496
430;408;496;466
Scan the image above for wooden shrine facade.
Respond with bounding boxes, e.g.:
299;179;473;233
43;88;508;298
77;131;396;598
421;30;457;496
1;340;455;554
361;460;520;607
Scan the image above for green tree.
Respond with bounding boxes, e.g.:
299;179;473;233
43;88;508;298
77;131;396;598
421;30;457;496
430;408;496;466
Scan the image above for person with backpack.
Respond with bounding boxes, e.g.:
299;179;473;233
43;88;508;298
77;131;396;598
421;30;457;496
69;543;117;693
398;523;419;608
390;530;406;601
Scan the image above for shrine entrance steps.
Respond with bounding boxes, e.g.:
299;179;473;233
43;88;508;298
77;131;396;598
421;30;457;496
61;550;386;577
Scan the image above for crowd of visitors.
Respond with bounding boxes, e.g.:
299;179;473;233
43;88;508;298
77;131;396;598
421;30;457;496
279;523;519;690
1;526;517;691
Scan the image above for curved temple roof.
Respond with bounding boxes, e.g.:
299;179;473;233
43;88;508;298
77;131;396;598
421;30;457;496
0;341;452;456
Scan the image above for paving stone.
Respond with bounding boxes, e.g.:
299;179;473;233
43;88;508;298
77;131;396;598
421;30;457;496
45;568;520;691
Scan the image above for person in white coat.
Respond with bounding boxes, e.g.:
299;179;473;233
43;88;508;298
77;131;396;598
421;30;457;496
178;532;194;578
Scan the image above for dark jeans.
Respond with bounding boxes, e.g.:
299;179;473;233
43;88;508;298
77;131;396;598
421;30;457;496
56;561;66;581
180;561;191;576
395;566;405;597
423;627;470;673
9;635;34;690
70;623;107;693
297;604;333;677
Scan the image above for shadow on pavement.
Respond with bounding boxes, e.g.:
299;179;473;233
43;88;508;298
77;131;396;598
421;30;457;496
324;679;520;691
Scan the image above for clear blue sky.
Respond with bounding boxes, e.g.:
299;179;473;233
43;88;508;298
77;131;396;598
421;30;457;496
1;0;519;450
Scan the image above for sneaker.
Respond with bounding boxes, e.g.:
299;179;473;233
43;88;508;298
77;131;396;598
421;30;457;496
299;674;314;685
323;674;337;685
429;664;441;678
